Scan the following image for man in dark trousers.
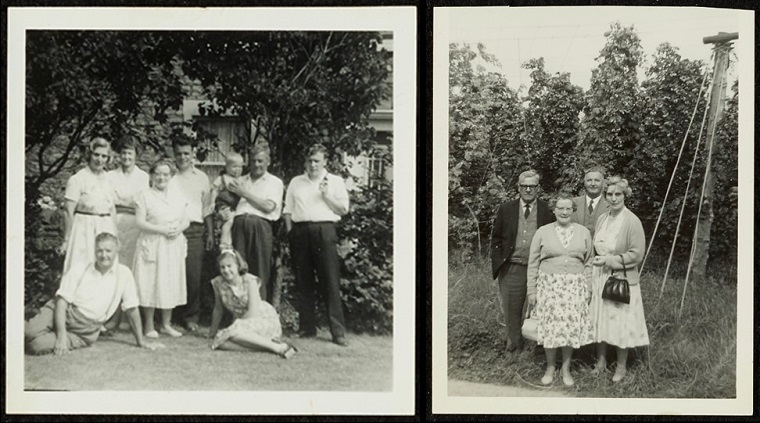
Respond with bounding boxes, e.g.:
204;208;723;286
491;169;555;353
283;143;350;347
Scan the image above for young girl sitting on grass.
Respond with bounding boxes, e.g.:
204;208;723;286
209;249;296;358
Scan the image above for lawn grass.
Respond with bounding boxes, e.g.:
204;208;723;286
447;251;737;398
24;329;392;391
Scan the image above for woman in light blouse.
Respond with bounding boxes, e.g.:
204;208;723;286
527;191;594;387
60;137;118;274
590;176;649;383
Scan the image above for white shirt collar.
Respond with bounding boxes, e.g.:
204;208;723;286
519;199;536;209
585;195;601;208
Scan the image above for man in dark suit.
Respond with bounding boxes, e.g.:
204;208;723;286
490;170;555;352
570;166;609;239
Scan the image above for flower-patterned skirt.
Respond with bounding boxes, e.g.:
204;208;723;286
535;271;594;349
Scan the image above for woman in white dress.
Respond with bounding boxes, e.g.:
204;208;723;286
590;176;649;382
132;159;189;338
105;137;150;330
60;137;117;274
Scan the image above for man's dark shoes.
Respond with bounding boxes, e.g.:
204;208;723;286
333;336;348;347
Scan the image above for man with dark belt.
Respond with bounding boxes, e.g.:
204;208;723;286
170;138;212;333
221;143;283;303
491;169;554;353
283;144;350;347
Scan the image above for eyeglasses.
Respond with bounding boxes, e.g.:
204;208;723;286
519;184;539;190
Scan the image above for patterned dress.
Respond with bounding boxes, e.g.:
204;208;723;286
590;211;650;348
534;224;594;349
131;186;188;309
210;274;282;350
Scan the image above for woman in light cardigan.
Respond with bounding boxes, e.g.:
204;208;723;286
590;176;649;382
527;192;594;387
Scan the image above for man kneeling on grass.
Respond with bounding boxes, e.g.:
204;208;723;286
25;232;162;355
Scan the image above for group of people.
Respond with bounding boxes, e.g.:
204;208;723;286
491;168;649;386
25;136;352;358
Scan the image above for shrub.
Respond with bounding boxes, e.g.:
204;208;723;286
337;146;394;334
25;195;66;315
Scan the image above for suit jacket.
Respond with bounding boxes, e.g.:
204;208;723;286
490;198;555;279
571;195;610;238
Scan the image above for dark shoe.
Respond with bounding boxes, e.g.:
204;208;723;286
279;344;298;359
333;336;348;347
297;330;317;338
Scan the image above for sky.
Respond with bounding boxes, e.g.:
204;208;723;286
446;6;743;94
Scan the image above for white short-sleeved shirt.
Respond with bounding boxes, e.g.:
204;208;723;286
107;166;150;208
56;262;140;323
169;166;211;224
233;172;284;221
283;171;349;222
64;167;116;214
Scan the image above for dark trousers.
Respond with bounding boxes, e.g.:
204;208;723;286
498;263;528;351
231;214;274;303
177;222;205;325
290;222;345;339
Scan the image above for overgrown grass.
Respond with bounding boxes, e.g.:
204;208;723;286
448;251;737;398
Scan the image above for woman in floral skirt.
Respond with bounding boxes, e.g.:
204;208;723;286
527;191;594;386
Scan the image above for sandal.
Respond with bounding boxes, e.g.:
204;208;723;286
280;344;298;359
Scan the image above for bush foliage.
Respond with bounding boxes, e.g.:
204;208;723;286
448;22;738;267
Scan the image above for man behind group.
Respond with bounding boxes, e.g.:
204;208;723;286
222;142;284;303
490;170;555;353
25;232;160;355
170;138;212;332
570;166;609;239
283;143;350;347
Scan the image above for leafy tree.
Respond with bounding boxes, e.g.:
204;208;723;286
628;43;710;259
521;58;585;193
25;31;185;309
577;22;644;178
448;43;524;256
174;31;391;179
25;31;185;207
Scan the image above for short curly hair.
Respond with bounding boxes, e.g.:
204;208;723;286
606;175;633;198
86;137;111;161
550;191;577;211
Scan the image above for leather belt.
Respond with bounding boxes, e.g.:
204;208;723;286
75;210;111;217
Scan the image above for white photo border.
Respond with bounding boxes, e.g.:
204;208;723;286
7;6;416;416
432;6;754;416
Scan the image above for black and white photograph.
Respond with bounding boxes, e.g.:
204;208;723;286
432;6;753;415
7;6;416;415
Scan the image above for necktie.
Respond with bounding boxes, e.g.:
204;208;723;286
588;200;594;215
524;204;530;219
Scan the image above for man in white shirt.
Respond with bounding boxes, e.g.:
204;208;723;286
170;138;212;332
283;144;350;347
571;166;610;238
25;232;159;355
222;143;284;303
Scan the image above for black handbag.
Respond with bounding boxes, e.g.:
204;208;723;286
602;254;631;304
